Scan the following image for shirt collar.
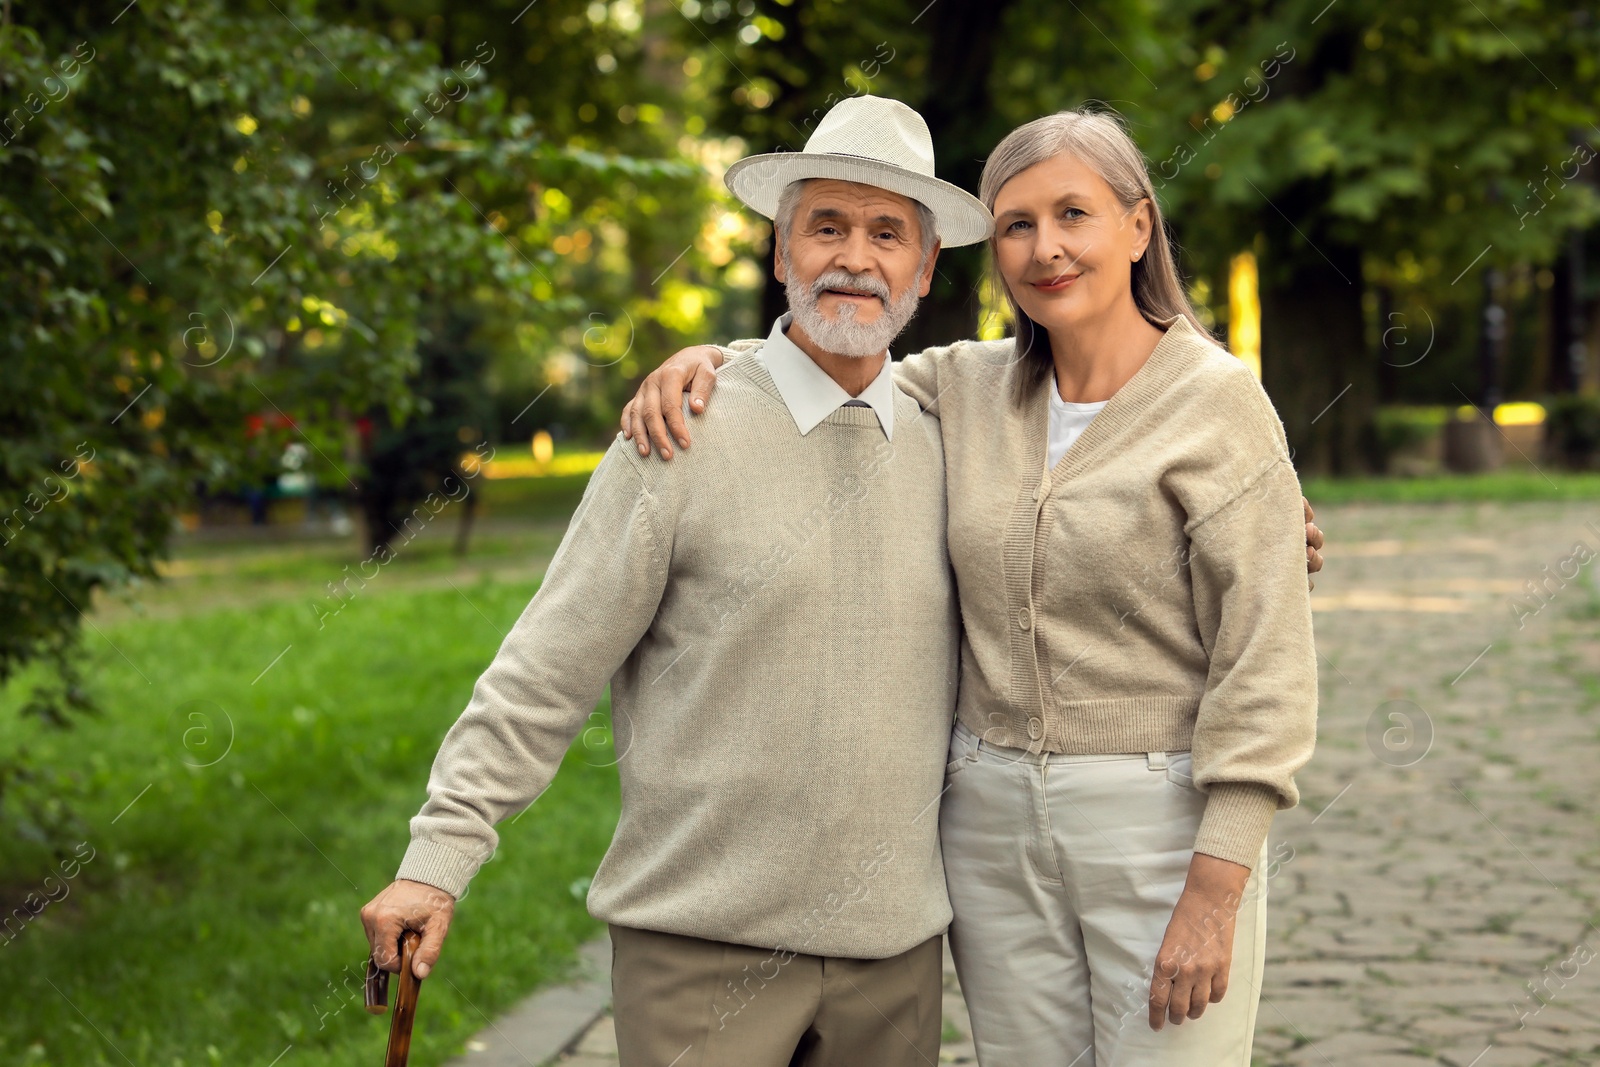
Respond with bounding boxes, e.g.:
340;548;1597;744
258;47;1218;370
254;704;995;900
754;313;896;440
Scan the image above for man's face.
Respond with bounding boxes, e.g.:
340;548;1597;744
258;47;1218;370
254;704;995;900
776;179;940;357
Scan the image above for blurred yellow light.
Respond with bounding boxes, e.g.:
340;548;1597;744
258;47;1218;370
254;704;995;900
1494;402;1545;426
532;430;555;464
479;452;605;480
1228;251;1261;379
234;114;258;136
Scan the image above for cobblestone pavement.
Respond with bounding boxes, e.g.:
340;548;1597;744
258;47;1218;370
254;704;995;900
550;501;1600;1066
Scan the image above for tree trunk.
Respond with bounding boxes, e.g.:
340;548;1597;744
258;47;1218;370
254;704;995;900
361;487;399;559
1258;235;1374;475
898;0;1015;355
453;480;477;558
1548;233;1586;393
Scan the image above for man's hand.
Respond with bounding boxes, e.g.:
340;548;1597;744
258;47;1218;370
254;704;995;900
360;878;455;980
1304;498;1324;587
620;344;724;459
1148;852;1251;1030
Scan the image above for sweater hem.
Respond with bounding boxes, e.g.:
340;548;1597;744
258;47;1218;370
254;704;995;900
956;697;1200;755
590;902;953;962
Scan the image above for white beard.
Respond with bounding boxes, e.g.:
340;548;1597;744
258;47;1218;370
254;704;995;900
785;267;924;358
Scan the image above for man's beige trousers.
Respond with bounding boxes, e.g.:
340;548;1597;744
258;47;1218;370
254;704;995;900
940;719;1269;1066
608;923;943;1067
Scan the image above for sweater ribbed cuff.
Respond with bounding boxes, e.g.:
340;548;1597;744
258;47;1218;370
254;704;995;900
1193;782;1280;870
395;838;481;899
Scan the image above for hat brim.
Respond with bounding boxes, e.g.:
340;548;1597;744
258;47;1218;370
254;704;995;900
724;152;993;248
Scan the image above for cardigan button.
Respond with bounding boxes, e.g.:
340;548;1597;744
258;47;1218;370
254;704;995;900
1017;607;1032;631
1027;717;1043;740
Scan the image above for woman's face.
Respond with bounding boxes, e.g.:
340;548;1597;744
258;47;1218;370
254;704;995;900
991;152;1153;337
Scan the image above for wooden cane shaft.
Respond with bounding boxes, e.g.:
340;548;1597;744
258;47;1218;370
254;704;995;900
383;931;424;1067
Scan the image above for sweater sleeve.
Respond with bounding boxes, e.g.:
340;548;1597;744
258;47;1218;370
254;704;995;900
395;441;670;897
890;344;946;414
1184;442;1319;870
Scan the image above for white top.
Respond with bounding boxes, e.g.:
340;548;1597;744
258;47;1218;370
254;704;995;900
1046;377;1107;470
750;314;896;440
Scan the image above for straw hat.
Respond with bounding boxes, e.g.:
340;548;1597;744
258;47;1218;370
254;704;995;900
723;95;993;248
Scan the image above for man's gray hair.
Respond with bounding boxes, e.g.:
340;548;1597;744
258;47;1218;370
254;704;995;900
773;178;939;258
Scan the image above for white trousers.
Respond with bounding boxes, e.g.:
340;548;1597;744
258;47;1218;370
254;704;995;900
939;720;1267;1067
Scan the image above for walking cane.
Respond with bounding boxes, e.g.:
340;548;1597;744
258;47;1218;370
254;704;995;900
365;930;425;1067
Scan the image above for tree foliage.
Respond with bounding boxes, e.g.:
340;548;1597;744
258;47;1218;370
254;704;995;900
1148;0;1600;469
675;0;1600;468
0;0;706;795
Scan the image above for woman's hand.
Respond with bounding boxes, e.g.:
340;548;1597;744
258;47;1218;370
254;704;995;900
1147;852;1251;1030
619;344;725;460
1304;498;1324;586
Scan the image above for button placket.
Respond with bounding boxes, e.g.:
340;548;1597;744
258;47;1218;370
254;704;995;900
1025;467;1056;755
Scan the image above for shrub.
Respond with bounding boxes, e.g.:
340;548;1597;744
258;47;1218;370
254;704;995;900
1543;393;1600;469
1373;406;1450;472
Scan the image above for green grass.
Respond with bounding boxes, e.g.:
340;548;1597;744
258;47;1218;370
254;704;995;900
0;571;620;1067
1301;469;1600;505
479;472;595;520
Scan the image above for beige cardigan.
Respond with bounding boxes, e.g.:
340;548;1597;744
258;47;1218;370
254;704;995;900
726;316;1317;867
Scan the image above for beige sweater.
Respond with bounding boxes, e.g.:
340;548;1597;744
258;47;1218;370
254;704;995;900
724;316;1318;867
397;355;960;959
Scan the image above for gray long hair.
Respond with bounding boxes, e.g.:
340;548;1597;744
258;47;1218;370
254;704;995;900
978;109;1212;404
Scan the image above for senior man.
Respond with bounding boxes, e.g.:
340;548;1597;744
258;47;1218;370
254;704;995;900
360;95;991;1066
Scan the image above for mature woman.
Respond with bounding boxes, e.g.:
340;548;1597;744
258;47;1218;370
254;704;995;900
622;109;1319;1065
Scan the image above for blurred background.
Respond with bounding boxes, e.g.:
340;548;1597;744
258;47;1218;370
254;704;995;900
2;2;1598;1065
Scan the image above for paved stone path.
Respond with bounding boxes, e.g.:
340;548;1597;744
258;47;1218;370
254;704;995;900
515;500;1600;1066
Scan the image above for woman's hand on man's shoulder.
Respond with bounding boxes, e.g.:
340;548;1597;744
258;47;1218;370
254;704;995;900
620;344;727;460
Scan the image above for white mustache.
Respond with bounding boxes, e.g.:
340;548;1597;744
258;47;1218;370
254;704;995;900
810;270;890;304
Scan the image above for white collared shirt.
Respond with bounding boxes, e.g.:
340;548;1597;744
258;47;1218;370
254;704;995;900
753;313;896;440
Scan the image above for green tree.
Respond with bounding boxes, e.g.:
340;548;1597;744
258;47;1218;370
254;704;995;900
329;0;761;437
358;307;493;558
677;0;1600;473
0;0;695;838
1149;0;1600;470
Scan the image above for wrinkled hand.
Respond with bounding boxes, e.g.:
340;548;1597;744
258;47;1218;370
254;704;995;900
619;344;724;459
1304;498;1323;572
1148;853;1250;1030
360;878;455;980
1304;498;1324;588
